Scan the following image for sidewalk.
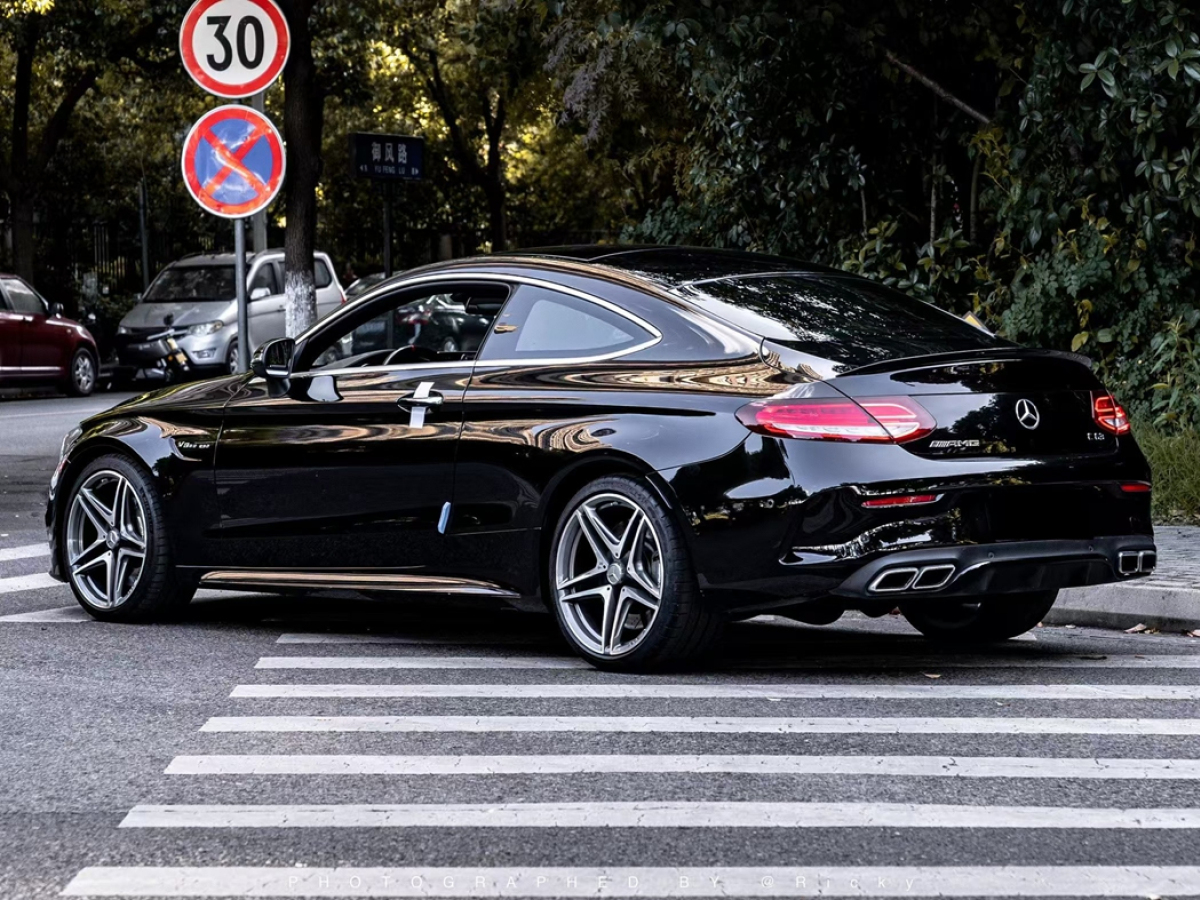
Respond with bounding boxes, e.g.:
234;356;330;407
1049;525;1200;632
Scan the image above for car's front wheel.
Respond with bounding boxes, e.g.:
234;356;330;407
549;475;723;671
62;455;195;622
900;590;1059;642
65;348;96;397
225;339;240;375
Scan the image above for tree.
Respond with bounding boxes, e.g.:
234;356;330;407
0;0;177;281
388;0;547;251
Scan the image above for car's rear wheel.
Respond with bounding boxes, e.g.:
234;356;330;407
62;455;196;622
549;475;723;671
900;590;1058;642
65;348;96;397
225;339;239;375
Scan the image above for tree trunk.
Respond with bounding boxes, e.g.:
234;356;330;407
281;0;322;337
485;181;508;252
10;23;37;281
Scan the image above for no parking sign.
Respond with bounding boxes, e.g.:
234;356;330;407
181;104;285;219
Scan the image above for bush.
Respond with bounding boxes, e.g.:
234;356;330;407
1137;423;1200;525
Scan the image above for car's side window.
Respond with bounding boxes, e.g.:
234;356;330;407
300;282;509;372
0;278;46;316
477;285;653;362
314;260;334;289
250;264;279;296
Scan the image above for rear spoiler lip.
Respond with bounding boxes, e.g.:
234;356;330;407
831;346;1095;379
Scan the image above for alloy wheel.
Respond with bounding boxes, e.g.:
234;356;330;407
554;492;664;657
65;470;147;610
73;354;95;394
226;341;239;375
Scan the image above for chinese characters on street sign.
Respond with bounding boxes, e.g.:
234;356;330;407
351;133;426;181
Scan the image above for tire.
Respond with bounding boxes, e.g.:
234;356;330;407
61;454;196;623
225;339;240;375
65;348;96;397
900;590;1059;643
548;475;723;672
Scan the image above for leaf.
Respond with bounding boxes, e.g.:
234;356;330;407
1124;623;1148;633
1097;328;1114;343
923;673;942;679
1071;331;1090;351
1097;69;1115;87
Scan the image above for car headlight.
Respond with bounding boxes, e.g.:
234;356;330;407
187;320;226;336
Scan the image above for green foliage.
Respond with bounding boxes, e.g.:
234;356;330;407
1136;420;1200;524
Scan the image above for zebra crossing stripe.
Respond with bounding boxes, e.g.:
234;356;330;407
199;715;1200;735
0;572;60;595
254;654;1200;670
118;802;1200;829
276;633;549;645
0;543;48;562
163;754;1200;778
58;865;1200;897
229;683;1200;700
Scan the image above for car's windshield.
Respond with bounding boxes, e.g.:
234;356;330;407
144;266;235;303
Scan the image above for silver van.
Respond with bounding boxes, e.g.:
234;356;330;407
114;249;343;378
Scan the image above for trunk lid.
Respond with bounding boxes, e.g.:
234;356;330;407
820;348;1117;458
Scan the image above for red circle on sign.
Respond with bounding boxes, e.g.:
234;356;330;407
180;0;290;98
181;105;286;219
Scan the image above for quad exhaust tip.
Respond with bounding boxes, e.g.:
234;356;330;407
1117;550;1156;576
868;563;957;594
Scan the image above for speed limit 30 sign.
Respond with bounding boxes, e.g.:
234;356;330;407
180;0;291;99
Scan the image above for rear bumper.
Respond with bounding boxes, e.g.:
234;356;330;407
831;536;1156;601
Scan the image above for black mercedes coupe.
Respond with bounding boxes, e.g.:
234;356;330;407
47;246;1156;671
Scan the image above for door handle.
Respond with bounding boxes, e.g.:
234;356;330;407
397;392;443;409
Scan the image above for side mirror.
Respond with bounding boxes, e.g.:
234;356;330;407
250;286;271;301
50;302;65;318
251;337;296;379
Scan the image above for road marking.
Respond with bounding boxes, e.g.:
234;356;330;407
199;715;1200;735
164;754;1200;779
0;572;61;595
276;632;549;645
0;605;90;623
0;543;48;562
254;653;1200;670
256;656;588;670
118;802;1200;829
229;682;1200;700
57;866;1200;897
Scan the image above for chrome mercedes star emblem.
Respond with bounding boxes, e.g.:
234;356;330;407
1015;398;1041;430
606;562;625;586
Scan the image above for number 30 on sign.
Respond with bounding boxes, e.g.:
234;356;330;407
179;0;291;99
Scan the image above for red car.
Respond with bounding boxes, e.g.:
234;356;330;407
0;274;99;396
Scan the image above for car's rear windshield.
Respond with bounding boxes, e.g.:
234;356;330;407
679;275;999;368
144;266;235;303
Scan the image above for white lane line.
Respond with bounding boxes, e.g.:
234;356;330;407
0;605;90;623
63;868;1200;900
256;656;588;670
230;683;1200;700
277;632;548;645
57;866;1200;897
0;572;61;595
199;715;1200;735
118;802;1200;829
0;543;48;562
255;654;1200;670
164;754;1200;779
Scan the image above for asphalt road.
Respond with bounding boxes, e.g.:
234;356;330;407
2;391;1200;899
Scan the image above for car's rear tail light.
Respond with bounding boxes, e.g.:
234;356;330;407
861;493;940;508
1093;392;1131;435
736;396;935;443
1120;482;1151;493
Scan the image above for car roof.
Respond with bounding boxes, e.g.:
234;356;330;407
501;245;842;290
170;249;332;266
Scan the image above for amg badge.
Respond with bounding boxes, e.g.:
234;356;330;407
929;439;982;450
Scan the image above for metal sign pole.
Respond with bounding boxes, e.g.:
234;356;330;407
250;92;269;254
235;217;250;373
138;177;151;293
383;183;394;349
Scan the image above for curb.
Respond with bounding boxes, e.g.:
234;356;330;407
1049;583;1200;632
